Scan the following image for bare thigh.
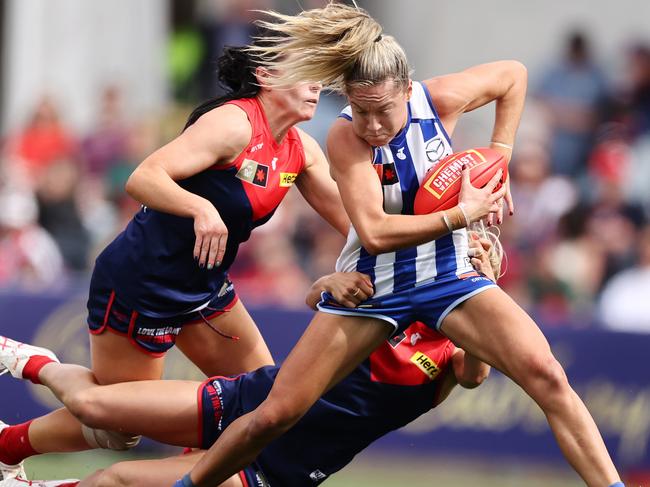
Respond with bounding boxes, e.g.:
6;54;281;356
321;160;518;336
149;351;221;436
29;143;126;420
440;287;554;382
176;300;273;377
78;451;243;487
90;332;165;385
74;380;202;447
266;312;392;414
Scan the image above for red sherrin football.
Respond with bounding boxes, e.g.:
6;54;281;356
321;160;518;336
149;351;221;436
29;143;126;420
414;147;507;214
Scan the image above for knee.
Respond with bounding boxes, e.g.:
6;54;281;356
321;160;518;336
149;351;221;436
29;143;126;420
520;354;571;405
81;425;141;451
94;463;136;487
66;389;107;427
248;399;305;442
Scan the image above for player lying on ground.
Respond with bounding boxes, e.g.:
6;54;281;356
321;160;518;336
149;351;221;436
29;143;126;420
0;239;496;487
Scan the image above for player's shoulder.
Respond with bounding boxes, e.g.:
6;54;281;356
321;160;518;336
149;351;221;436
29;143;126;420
294;126;318;153
326;117;368;161
292;127;326;171
187;103;252;158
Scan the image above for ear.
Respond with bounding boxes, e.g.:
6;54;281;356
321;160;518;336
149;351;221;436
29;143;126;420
255;66;273;90
405;79;413;101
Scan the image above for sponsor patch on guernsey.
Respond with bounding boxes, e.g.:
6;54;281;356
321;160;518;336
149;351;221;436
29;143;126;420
236;159;268;187
410;351;441;380
279;172;298;187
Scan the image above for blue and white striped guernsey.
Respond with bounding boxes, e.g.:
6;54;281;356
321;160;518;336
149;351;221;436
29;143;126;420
336;81;473;298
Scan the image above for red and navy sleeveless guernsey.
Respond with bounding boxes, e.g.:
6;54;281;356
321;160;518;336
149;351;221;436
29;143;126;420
94;98;305;317
200;322;456;486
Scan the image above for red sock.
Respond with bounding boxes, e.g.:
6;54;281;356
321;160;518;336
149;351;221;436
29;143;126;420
57;483;80;487
21;355;56;385
0;420;38;465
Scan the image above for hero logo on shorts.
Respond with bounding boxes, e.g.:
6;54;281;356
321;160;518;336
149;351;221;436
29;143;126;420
236;159;269;187
410;351;441;380
422;149;487;200
279;172;298;187
425;137;445;162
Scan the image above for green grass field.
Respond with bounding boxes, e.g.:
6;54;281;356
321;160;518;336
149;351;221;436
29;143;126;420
24;450;583;486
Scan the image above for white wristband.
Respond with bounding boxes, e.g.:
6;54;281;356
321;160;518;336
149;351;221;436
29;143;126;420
490;141;513;150
458;202;470;227
442;212;453;233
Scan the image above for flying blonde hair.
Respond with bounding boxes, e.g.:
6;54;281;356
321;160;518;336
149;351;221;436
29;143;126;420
247;2;410;93
467;221;506;281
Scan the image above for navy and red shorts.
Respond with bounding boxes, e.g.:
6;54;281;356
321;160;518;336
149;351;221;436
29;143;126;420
199;373;273;486
87;278;238;357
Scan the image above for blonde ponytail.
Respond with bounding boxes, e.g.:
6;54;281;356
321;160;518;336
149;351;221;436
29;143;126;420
247;2;410;93
468;222;506;281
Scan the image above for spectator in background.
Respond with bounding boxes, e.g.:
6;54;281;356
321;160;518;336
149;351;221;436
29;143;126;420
600;225;650;332
80;85;130;178
507;141;577;249
0;189;64;290
536;30;608;177
4;96;77;187
548;206;607;323
618;43;650;139
585;180;644;286
35;160;91;272
195;0;271;99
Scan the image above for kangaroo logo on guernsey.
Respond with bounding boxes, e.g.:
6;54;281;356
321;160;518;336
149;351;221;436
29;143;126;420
410;351;441;380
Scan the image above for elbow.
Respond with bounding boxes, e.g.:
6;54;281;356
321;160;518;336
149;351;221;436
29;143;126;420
460;368;490;389
359;234;385;256
124;169;139;198
507;60;528;85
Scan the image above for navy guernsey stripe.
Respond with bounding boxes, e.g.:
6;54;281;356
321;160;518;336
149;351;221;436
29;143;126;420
356;247;377;288
434;233;456;276
391;122;418;291
420;83;452;146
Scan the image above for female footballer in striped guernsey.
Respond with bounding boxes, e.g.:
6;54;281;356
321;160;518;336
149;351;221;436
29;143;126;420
173;4;623;487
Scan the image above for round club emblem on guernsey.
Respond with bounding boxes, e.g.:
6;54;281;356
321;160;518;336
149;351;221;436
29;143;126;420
425;137;445;162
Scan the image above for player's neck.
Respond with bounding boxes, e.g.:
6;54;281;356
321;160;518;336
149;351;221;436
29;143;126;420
257;95;297;145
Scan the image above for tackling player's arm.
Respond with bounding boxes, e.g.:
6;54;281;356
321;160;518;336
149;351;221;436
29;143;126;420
125;104;252;269
295;128;350;236
305;271;374;310
424;60;527;220
327;119;504;255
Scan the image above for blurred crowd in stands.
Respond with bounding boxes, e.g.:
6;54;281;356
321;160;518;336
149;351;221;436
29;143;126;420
0;1;648;332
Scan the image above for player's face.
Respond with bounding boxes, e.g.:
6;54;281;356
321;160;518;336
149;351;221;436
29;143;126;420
260;65;322;122
347;80;411;147
281;81;323;121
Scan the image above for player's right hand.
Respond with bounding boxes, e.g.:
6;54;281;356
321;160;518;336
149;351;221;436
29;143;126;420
458;165;506;224
193;203;228;270
468;236;496;281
